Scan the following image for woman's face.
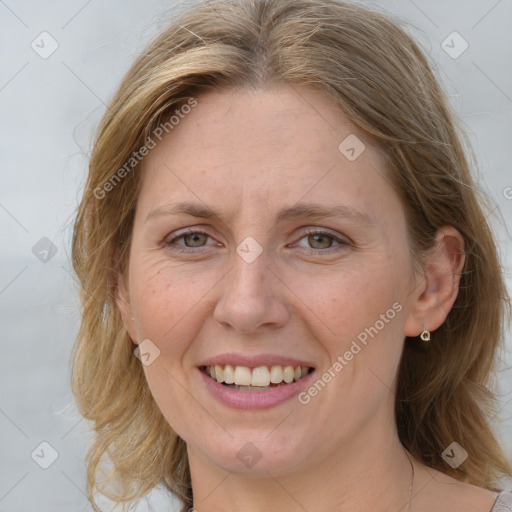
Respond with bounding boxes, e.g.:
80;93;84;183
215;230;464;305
119;84;421;476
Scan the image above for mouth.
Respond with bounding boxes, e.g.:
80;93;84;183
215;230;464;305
199;364;315;392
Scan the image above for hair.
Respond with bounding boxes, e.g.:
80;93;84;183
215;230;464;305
71;0;512;510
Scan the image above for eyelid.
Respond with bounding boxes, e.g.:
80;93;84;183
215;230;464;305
291;228;351;249
163;226;351;253
163;227;218;247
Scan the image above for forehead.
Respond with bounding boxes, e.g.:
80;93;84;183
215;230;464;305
155;85;372;162
137;84;395;222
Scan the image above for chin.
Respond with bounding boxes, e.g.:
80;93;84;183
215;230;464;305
194;428;313;475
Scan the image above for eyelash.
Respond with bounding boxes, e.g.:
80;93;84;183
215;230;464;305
163;228;350;254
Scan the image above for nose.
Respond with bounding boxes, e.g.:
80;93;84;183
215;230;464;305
212;249;290;334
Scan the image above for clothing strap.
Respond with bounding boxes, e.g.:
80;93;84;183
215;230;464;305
491;491;512;512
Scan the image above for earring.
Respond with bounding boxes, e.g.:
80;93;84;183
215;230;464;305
420;329;431;342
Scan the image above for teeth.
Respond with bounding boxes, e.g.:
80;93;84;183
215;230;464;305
215;365;224;383
234;366;252;386
283;365;294;383
251;366;270;387
204;364;312;387
223;364;235;384
270;365;283;383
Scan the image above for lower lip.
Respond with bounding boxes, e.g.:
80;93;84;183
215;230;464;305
198;368;316;410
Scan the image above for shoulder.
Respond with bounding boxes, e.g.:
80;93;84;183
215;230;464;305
491;491;512;511
412;461;500;512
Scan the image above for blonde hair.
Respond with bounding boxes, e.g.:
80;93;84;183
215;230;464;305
71;0;511;510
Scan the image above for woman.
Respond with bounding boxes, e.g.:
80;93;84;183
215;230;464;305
71;0;512;510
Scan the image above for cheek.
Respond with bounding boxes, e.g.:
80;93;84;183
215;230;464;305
341;265;408;383
127;257;211;436
297;257;407;387
128;253;221;361
296;258;405;337
129;258;188;345
142;356;205;443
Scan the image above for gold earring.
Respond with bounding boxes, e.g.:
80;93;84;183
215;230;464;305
420;330;431;342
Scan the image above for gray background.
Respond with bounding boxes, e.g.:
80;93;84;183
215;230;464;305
0;1;511;511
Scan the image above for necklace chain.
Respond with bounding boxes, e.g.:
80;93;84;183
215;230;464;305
404;447;415;512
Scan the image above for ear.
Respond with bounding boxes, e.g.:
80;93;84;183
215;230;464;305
404;226;465;338
116;269;140;345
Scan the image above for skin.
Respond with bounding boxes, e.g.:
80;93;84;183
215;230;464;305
117;84;498;511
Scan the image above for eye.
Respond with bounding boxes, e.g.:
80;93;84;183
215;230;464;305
164;228;217;251
293;230;350;252
163;227;350;254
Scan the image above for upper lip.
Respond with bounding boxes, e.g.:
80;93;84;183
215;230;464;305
199;353;316;369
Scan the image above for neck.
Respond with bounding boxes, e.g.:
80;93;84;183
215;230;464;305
187;418;414;512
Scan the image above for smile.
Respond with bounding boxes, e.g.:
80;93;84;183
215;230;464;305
197;363;316;410
201;364;313;391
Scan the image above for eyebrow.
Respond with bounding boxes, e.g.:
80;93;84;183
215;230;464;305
145;201;374;225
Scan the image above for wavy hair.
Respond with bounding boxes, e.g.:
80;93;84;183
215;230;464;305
71;0;511;510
